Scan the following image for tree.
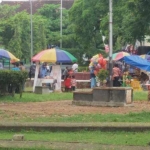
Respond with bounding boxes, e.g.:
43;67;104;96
0;5;48;60
69;0;108;58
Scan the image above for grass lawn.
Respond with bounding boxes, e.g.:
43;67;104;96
0;90;149;123
133;91;148;101
0;90;149;149
0;130;150;146
19;111;150;123
0;90;148;102
0;92;73;102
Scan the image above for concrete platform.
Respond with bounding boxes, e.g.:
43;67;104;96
73;87;133;107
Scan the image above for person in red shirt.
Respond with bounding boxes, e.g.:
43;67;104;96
64;75;71;92
71;75;77;91
113;64;122;87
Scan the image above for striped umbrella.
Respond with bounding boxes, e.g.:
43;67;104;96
32;48;77;63
105;52;130;61
0;49;20;62
112;52;130;61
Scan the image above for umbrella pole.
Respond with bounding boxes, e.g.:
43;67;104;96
33;62;40;92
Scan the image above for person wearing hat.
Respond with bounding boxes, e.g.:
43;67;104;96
72;62;78;73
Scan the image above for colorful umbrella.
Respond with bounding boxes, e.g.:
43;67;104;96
112;52;130;61
32;48;77;63
140;54;150;62
0;49;20;62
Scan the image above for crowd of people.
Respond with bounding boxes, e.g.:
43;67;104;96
112;62;150;89
62;62;78;92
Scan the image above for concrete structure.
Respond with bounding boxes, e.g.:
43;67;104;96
73;87;133;107
34;86;50;94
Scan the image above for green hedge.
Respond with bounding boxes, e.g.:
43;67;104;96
78;66;89;72
0;70;28;97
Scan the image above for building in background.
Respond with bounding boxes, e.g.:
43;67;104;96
1;0;74;13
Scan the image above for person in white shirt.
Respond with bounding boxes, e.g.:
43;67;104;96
72;62;78;73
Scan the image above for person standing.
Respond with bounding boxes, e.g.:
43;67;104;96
72;62;78;73
29;62;36;79
71;75;76;91
112;64;121;87
19;62;25;71
62;66;69;79
12;63;20;71
39;62;47;78
64;75;71;92
90;67;96;88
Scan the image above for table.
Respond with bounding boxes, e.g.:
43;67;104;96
36;78;55;86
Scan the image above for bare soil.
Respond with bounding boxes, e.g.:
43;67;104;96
0;101;150;119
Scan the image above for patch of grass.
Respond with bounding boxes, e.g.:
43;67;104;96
0;130;150;146
0;89;148;102
1;111;149;123
133;91;148;101
18;111;150;123
0;92;73;102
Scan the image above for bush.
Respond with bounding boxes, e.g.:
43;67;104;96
97;69;108;81
0;70;28;97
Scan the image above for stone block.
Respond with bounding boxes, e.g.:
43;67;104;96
25;79;34;87
73;92;92;100
13;134;24;141
73;87;133;107
93;88;109;102
34;86;50;94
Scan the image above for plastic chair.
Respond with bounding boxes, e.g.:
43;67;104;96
130;81;142;91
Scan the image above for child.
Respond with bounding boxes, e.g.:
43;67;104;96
64;75;71;92
71;75;76;91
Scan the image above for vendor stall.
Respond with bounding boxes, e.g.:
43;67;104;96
123;55;150;90
32;47;77;93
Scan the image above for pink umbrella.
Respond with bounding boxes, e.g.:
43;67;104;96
112;52;130;61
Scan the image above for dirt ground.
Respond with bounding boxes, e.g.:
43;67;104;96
0;100;150;118
0;100;150;149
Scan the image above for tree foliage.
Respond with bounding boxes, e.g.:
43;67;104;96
1;1;150;64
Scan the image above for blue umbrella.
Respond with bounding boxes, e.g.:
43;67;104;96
124;55;150;71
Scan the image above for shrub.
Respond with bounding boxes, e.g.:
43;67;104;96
97;69;108;82
0;70;28;97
